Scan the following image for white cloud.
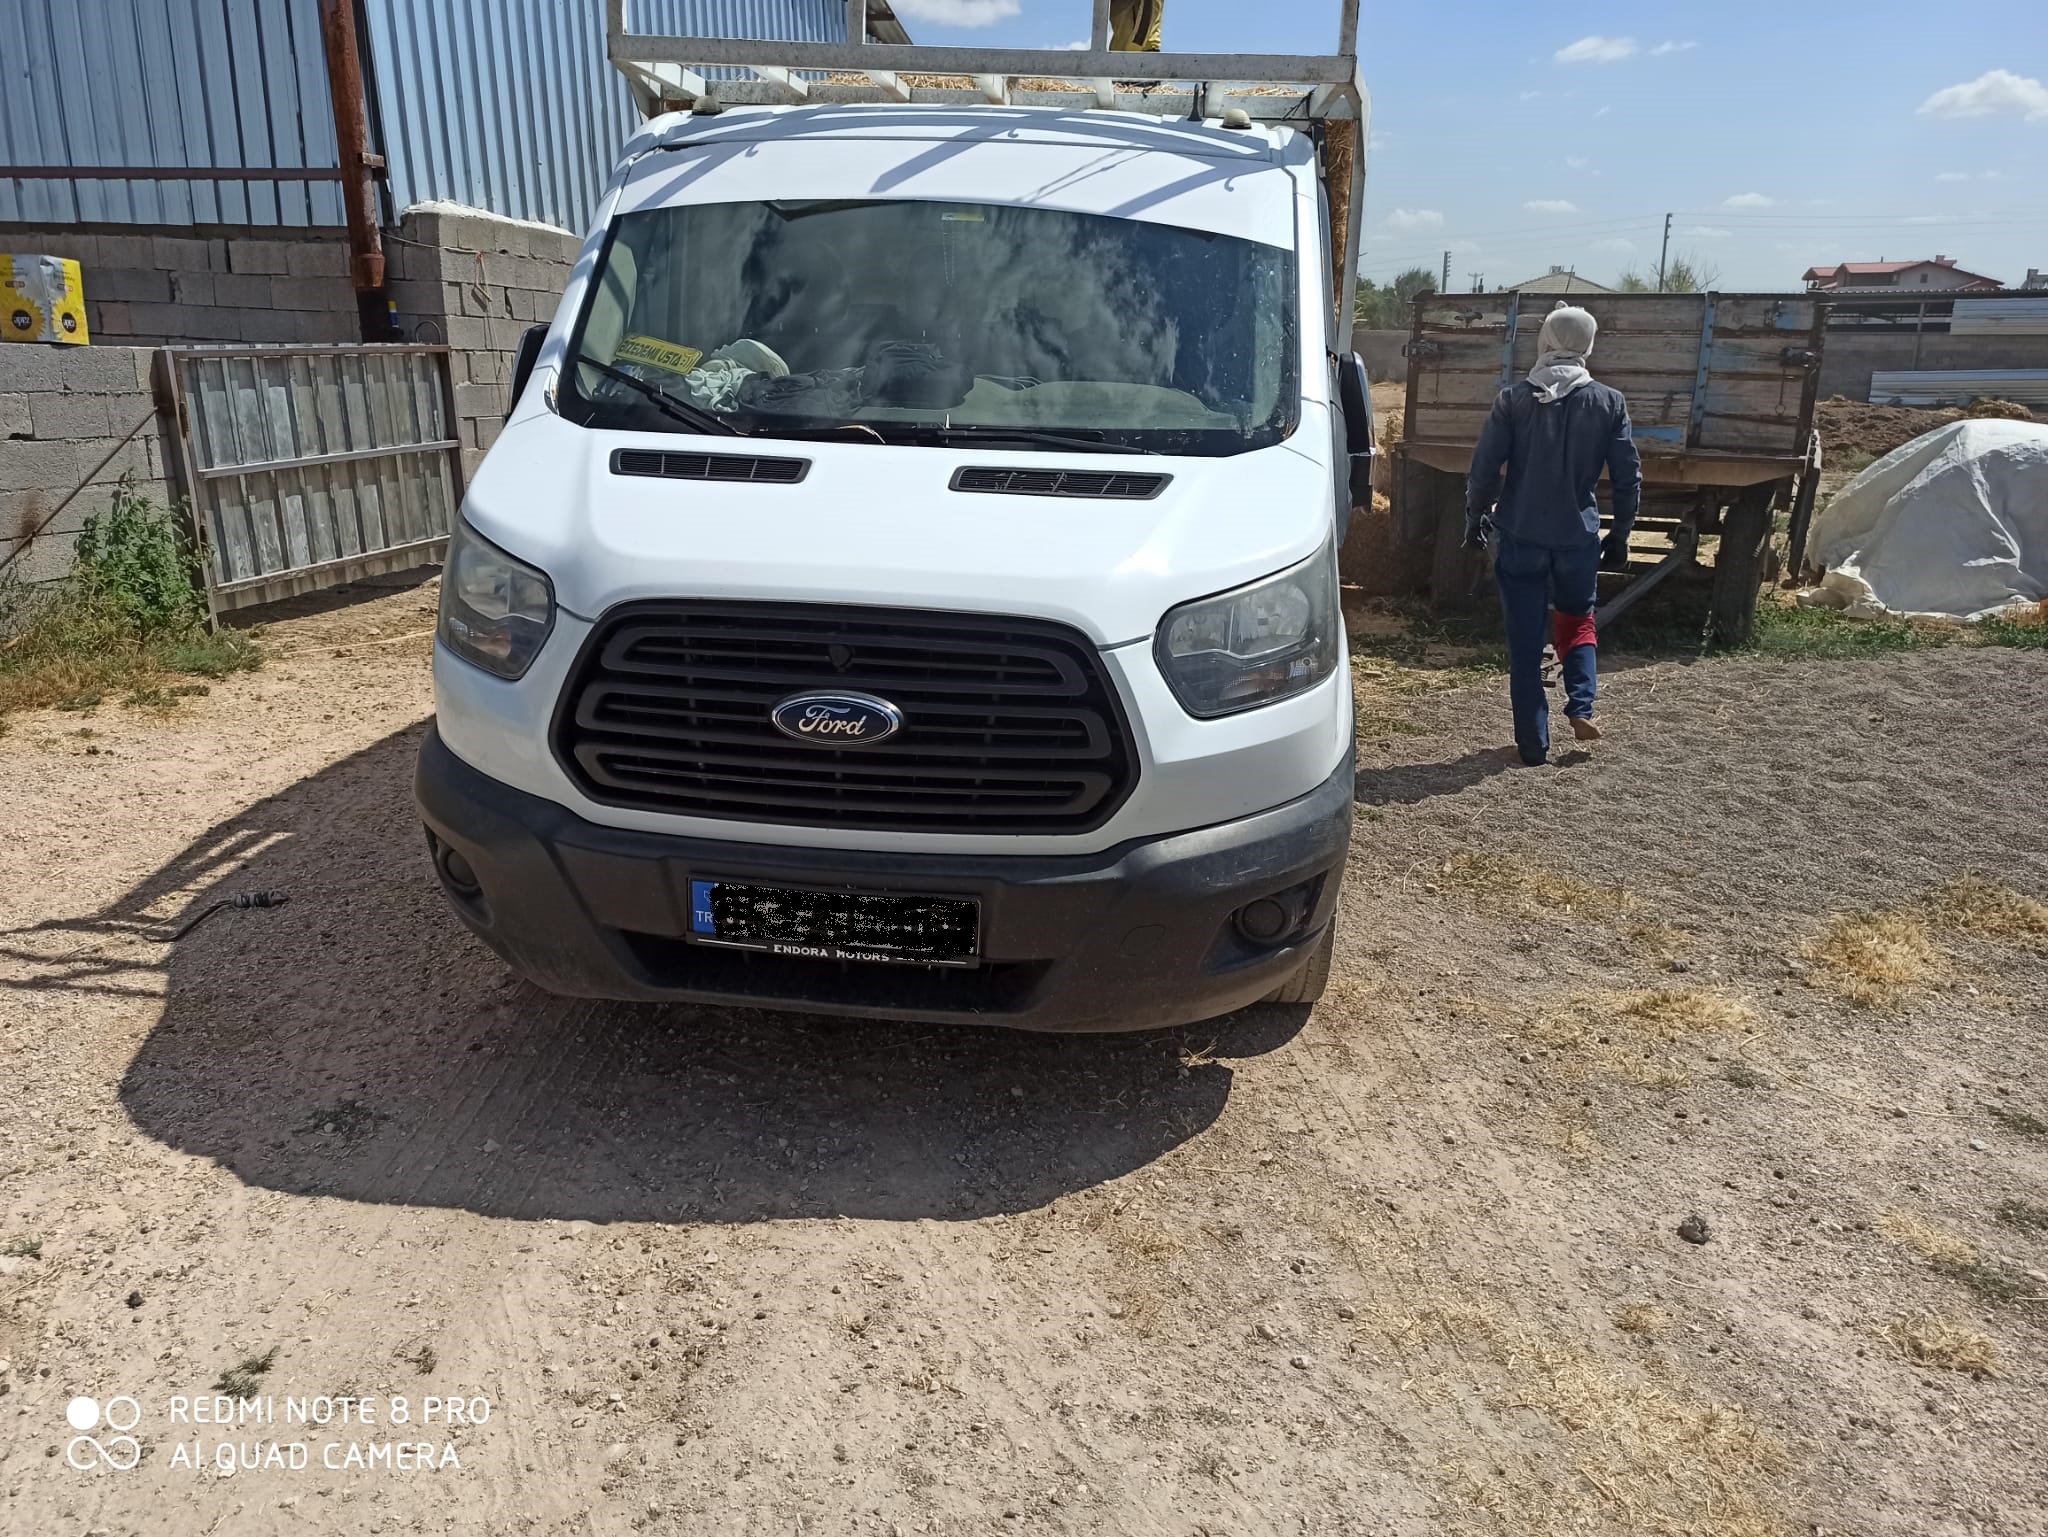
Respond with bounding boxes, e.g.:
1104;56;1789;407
890;0;1019;26
1593;105;1612;118
1555;35;1637;64
1918;69;2048;121
1523;199;1580;214
1592;237;1636;253
1519;90;1543;101
1680;226;1732;239
1055;39;1089;50
1723;192;1778;208
1383;208;1445;233
1651;40;1698;56
1934;169;2005;182
1564;155;1590;169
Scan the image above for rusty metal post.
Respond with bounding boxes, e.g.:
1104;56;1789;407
319;0;389;340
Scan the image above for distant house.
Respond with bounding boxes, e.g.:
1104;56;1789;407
1803;257;2001;293
1502;267;1614;295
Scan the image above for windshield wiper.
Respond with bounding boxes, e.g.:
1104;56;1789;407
574;355;742;437
885;425;1151;455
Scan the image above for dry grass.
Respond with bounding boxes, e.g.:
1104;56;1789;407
1533;989;1758;1092
1963;397;2037;421
1081;1200;1186;1338
1877;1210;1977;1267
1623;918;1692;961
1885;1313;2001;1378
1613;1303;1672;1337
1597;989;1758;1039
1803;909;1946;1006
1439;853;1635;919
1926;877;2048;944
1389;1296;1792;1537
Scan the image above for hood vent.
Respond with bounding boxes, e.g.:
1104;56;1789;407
950;467;1170;500
611;448;809;484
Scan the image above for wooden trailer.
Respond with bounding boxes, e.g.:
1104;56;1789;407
1393;291;1829;643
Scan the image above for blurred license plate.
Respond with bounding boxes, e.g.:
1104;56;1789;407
687;879;979;967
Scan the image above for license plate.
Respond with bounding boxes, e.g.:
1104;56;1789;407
686;878;980;967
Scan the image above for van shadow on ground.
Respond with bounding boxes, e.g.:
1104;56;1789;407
73;725;1303;1226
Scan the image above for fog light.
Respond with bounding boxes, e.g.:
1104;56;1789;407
1235;897;1293;944
437;843;481;895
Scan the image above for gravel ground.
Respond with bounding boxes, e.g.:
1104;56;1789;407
2;579;2044;1536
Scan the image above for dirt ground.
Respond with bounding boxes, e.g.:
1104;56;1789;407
3;575;2046;1536
1814;396;2046;466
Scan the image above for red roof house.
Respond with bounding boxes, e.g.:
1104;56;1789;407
1802;256;2002;293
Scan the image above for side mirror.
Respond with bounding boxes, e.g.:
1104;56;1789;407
1335;352;1377;506
507;323;548;420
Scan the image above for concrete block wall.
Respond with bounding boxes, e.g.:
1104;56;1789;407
0;223;358;346
0;345;173;584
385;206;581;484
1815;330;2048;403
1356;329;1408;386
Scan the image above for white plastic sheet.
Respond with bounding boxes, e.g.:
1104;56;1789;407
1799;420;2048;622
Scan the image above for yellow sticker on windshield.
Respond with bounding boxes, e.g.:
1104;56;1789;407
614;334;703;376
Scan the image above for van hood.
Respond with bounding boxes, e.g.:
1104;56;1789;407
462;406;1335;647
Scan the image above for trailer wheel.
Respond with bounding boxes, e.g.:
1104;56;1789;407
1709;481;1780;646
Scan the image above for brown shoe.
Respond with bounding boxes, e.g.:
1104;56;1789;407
1569;716;1602;742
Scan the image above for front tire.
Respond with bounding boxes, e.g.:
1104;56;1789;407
1261;913;1336;1005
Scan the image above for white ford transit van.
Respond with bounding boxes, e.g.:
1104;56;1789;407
416;28;1374;1030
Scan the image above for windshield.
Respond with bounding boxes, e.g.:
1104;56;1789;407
560;198;1298;455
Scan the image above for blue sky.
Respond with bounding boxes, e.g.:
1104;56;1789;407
884;1;2048;290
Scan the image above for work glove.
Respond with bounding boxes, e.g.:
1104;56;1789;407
1599;529;1630;571
1463;512;1494;551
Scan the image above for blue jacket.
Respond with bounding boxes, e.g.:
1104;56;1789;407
1465;379;1643;549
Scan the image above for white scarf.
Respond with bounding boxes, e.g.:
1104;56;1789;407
1526;351;1593;404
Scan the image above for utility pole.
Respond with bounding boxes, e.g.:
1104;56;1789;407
1442;250;1451;292
1467;270;1484;294
1656;212;1673;293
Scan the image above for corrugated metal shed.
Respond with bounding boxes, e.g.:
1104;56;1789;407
0;0;344;226
1952;298;2048;338
3;0;849;233
362;1;844;233
1869;369;2048;408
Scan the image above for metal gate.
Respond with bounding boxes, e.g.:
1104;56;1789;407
161;344;463;613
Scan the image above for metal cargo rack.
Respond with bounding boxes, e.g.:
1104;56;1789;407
1393;291;1832;643
604;0;1370;345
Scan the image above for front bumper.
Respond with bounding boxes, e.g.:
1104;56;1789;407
416;727;1353;1032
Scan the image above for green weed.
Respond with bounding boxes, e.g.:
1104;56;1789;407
1748;604;1944;660
0;477;259;719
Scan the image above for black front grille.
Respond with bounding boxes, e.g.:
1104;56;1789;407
554;602;1137;833
950;467;1170;500
611;448;809;484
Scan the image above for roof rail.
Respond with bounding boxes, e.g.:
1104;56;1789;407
604;0;1363;125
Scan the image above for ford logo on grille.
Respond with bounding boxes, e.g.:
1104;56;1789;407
770;691;904;746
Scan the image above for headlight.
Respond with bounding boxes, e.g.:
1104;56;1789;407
438;519;555;679
1154;541;1340;717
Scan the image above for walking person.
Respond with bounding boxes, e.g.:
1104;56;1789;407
1464;304;1641;765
